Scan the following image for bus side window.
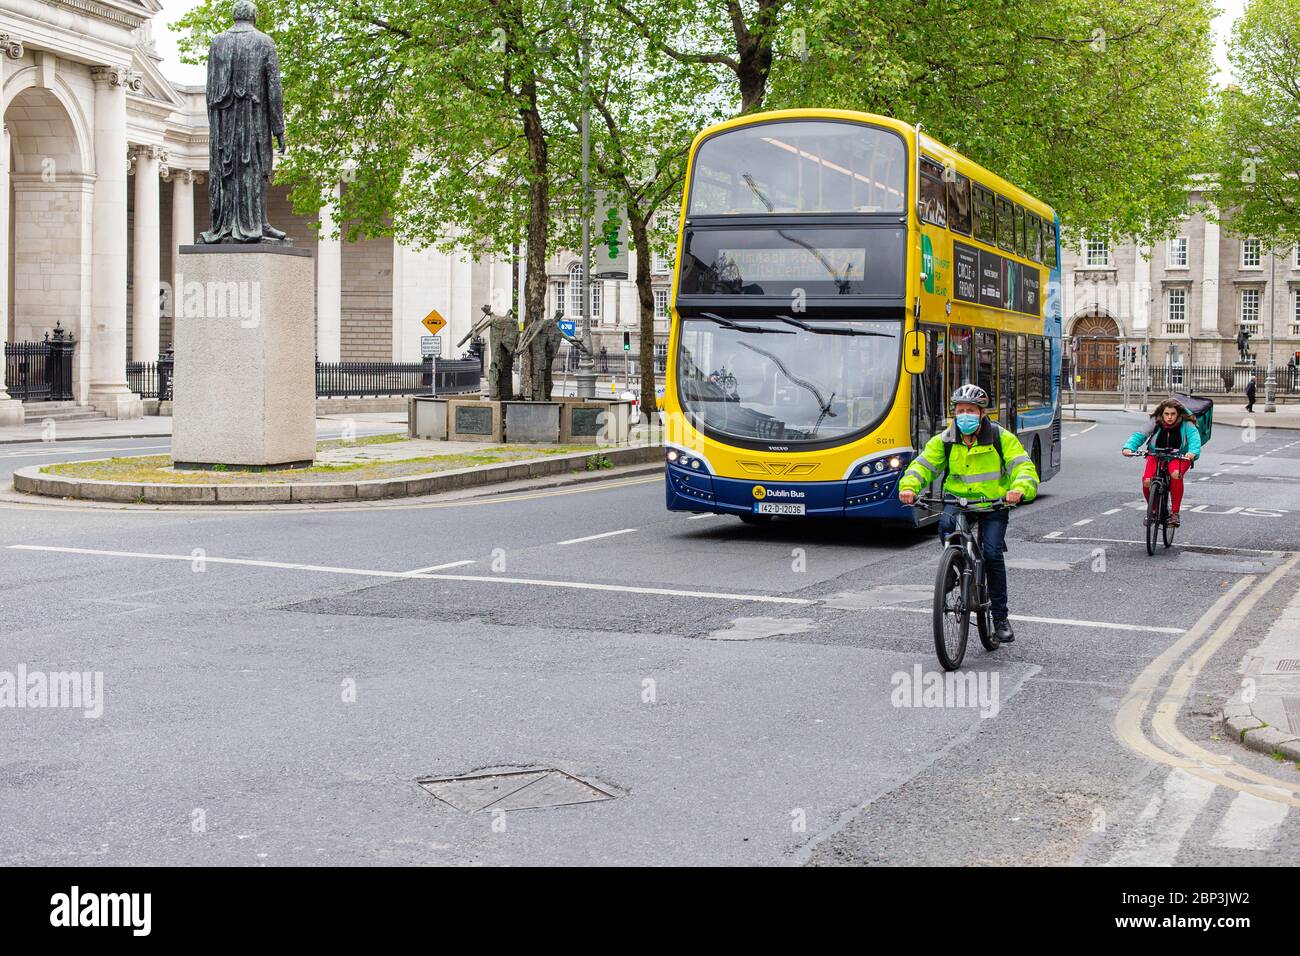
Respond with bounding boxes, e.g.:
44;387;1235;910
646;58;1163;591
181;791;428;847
919;157;947;227
1027;212;1043;262
1014;205;1027;258
948;326;972;393
1017;334;1029;410
973;185;996;246
975;330;996;402
1044;220;1058;268
948;172;972;235
997;196;1014;252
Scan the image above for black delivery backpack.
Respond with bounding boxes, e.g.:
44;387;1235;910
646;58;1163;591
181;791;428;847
1173;392;1214;447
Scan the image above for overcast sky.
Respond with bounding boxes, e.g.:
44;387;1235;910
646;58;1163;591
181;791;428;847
152;0;1249;88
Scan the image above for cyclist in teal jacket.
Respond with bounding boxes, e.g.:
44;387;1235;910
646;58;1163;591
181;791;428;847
1121;398;1201;526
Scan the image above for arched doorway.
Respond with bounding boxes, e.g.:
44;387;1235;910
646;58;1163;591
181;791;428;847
1069;312;1120;391
4;79;93;402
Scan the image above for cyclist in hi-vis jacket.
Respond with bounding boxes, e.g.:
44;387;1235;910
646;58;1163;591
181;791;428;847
898;384;1040;644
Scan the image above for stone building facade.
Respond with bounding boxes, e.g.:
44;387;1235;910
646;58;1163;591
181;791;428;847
1062;184;1300;380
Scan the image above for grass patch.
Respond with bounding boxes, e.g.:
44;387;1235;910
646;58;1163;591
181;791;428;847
315;432;408;451
40;443;599;486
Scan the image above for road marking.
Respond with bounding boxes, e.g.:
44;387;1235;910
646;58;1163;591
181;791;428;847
404;559;476;574
1040;534;1296;556
822;604;1184;635
557;528;637;545
1103;769;1218;867
0;444;172;459
1102;508;1121;515
1210;790;1291;850
1067;423;1098;437
6;544;813;606
687;513;718;520
1072;519;1092;526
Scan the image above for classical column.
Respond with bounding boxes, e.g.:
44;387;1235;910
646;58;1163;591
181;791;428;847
1200;215;1220;344
316;182;342;362
170;169;197;322
131;144;162;361
0;122;23;426
88;66;142;418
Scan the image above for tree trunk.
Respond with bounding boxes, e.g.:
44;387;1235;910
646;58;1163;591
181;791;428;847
519;83;549;402
627;206;659;419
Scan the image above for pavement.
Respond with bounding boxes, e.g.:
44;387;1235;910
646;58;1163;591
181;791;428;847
1222;583;1300;762
1;405;1298;866
1070;401;1300;430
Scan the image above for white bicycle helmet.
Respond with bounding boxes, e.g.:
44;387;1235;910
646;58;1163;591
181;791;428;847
950;384;989;409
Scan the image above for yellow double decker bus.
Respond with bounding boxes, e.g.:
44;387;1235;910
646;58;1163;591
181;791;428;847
662;109;1062;524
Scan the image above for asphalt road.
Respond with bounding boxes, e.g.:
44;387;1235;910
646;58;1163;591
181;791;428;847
1;409;1297;866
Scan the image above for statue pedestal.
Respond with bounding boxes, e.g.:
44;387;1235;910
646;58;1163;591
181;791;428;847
172;245;316;469
1233;362;1256;390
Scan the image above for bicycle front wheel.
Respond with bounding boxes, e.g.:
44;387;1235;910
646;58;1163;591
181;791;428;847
1146;487;1162;556
1162;498;1176;549
933;547;969;671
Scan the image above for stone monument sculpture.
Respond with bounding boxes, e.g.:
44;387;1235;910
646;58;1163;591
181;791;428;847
518;310;566;401
197;0;288;244
458;305;520;401
172;0;314;470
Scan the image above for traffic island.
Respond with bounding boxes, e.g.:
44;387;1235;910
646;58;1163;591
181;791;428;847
12;433;663;505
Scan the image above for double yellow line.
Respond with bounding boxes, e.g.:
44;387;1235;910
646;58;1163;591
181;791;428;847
1114;553;1300;807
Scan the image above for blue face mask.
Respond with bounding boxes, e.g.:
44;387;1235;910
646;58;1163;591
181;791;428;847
956;413;981;435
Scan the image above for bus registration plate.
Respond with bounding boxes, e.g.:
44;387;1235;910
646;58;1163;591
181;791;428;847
755;502;805;516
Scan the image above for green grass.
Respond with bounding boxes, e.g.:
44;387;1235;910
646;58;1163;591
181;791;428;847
315;432;408;451
41;443;599;486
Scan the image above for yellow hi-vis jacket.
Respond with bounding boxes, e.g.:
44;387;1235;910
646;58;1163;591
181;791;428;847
897;417;1040;504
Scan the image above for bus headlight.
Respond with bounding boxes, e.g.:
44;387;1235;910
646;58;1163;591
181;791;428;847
690;460;700;470
888;456;902;470
874;460;885;472
666;449;679;463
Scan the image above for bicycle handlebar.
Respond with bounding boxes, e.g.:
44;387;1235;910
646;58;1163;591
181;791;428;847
914;494;1016;511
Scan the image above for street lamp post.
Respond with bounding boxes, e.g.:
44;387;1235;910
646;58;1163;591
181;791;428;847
1265;249;1277;412
573;4;596;399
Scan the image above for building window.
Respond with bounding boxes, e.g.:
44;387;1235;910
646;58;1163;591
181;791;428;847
1240;287;1261;334
1164;288;1186;335
590;280;601;320
555;281;565;316
1292;290;1300;336
1168;237;1188;268
1242;238;1261;268
651;250;670;274
654;342;668;372
1084;237;1109;267
653;288;668;320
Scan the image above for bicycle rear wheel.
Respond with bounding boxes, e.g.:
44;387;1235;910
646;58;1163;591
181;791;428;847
933;547;969;671
1162;499;1176;549
1145;485;1162;556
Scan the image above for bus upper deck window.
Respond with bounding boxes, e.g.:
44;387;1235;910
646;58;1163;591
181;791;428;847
996;196;1014;252
973;185;995;246
947;172;972;236
1044;221;1058;268
1027;212;1043;262
1013;205;1026;257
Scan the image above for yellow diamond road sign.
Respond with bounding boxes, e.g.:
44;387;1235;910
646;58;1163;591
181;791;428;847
421;309;447;336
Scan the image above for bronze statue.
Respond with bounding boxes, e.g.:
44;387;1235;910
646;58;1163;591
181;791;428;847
198;1;288;244
518;310;566;401
458;305;519;400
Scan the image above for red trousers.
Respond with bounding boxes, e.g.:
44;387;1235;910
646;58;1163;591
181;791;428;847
1142;456;1189;512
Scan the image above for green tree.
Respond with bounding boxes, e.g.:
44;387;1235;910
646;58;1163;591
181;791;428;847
1210;0;1300;248
764;0;1217;242
175;0;587;390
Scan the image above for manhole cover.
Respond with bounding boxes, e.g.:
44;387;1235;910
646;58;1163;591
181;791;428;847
1276;659;1300;673
418;768;614;814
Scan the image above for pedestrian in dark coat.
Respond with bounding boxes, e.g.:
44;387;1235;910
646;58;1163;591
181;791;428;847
1246;374;1257;412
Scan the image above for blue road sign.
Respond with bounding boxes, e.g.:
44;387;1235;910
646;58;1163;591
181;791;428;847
558;320;577;337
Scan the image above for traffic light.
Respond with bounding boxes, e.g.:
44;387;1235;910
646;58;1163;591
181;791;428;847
622;331;631;352
603;207;621;260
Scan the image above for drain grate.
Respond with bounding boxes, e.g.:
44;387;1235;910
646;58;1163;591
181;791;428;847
418;768;615;814
1284;697;1300;736
1276;659;1300;673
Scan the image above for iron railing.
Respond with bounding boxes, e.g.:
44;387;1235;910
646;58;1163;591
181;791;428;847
126;348;174;400
1063;361;1300;395
4;323;76;402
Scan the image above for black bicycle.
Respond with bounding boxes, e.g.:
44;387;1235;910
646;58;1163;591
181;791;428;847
917;495;1015;671
1128;448;1189;555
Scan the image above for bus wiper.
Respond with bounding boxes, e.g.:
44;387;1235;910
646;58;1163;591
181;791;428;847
701;312;792;334
776;315;896;338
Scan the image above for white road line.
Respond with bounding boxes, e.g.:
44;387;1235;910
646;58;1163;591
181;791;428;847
1209;789;1291;851
6;544;812;605
1102;508;1121;515
1067;423;1098;437
1041;534;1295;556
1073;519;1093;526
0;444;172;459
1104;769;1218;867
404;559;476;574
823;604;1184;635
557;528;638;545
687;513;718;520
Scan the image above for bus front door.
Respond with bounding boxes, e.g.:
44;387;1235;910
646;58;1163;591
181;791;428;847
1001;333;1017;432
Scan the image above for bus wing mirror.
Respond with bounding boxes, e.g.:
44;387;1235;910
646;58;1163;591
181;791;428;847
904;330;926;375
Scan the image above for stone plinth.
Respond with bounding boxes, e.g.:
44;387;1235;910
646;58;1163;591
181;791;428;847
172;245;316;468
504;401;561;443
